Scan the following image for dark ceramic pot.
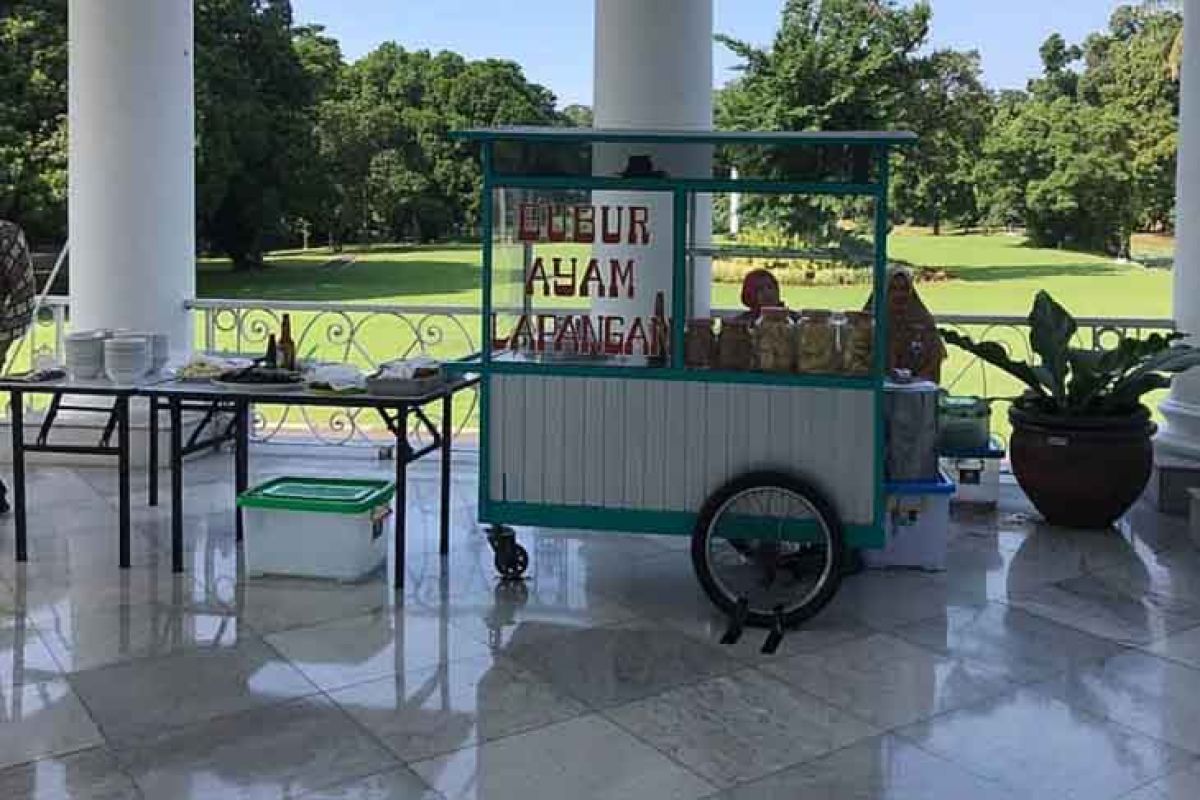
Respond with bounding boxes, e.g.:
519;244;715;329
1008;403;1156;529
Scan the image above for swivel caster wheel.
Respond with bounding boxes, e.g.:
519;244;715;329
487;526;529;581
494;543;529;580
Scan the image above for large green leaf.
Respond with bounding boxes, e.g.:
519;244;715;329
1105;373;1174;412
940;328;1049;399
1066;348;1108;407
1027;291;1077;404
1106;345;1200;410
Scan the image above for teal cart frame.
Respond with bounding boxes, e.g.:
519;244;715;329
449;127;917;556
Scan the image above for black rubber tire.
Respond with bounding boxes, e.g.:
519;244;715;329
691;470;845;628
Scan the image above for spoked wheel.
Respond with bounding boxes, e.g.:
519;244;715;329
691;471;845;628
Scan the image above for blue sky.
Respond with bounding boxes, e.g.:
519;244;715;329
291;0;1129;106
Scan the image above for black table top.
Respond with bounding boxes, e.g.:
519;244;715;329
0;373;480;407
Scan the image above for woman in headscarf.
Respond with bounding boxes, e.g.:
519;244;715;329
866;268;947;383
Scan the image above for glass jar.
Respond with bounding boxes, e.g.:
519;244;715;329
684;318;717;369
796;309;838;373
754;307;794;373
717;318;754;371
842;311;874;375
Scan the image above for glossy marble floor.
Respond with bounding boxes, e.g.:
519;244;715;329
3;449;1200;799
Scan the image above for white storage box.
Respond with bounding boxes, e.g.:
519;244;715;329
863;470;955;571
940;438;1006;507
238;477;395;581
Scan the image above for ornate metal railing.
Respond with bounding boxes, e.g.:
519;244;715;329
2;298;1178;449
187;299;486;446
1;296;70;376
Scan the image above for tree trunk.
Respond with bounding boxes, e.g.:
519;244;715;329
228;246;265;272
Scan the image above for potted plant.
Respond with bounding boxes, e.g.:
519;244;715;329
940;291;1200;529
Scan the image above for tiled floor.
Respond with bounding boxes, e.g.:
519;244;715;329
2;451;1200;799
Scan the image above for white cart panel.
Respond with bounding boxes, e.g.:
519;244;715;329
489;374;876;525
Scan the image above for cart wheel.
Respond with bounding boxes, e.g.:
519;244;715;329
487;526;529;580
494;543;529;580
692;471;845;628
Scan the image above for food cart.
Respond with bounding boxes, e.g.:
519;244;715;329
449;127;918;634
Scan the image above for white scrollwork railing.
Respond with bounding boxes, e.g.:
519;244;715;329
2;297;1178;449
188;299;485;447
1;296;70;376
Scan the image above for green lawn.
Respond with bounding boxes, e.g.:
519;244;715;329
198;231;1173;319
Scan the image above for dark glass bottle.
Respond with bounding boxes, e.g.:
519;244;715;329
279;314;297;371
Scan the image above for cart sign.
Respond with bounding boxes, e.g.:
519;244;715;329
493;202;668;358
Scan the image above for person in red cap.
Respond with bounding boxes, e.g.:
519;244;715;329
737;268;790;321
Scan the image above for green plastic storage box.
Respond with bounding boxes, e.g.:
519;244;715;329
238;477;395;581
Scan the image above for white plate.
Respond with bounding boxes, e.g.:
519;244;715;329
210;378;304;393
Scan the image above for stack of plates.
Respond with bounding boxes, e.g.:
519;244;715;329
118;332;170;374
104;336;150;384
64;332;106;379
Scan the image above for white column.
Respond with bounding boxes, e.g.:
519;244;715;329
69;0;195;358
1160;0;1200;459
592;0;714;323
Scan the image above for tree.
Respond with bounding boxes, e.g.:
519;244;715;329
563;104;594;127
1078;1;1181;231
892;49;993;233
977;3;1181;250
195;0;320;270
310;45;562;246
716;0;933;242
1029;33;1083;101
0;0;67;243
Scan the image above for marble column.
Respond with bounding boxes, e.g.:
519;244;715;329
69;0;195;358
1153;0;1200;515
592;0;714;322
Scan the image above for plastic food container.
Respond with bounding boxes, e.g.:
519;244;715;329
238;477;395;581
796;310;838;373
684;318;717;368
841;311;874;375
754;307;794;373
366;372;444;396
938;395;991;452
863;470;955;571
717;318;754;370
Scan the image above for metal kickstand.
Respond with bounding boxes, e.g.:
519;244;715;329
761;605;786;655
720;597;749;645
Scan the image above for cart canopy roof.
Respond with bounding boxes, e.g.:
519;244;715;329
450;127;918;148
